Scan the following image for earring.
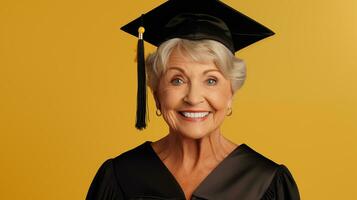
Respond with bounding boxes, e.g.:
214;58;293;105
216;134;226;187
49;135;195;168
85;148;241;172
156;109;162;116
226;107;232;116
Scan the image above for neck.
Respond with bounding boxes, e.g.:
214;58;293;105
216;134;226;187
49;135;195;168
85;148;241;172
153;128;237;173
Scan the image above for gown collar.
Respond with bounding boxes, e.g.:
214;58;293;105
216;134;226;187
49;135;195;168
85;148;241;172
144;141;249;200
114;141;278;200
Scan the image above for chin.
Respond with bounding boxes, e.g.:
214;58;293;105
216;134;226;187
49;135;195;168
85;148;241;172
175;126;215;140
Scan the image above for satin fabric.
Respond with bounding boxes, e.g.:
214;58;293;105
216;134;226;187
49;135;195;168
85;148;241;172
163;13;235;53
86;141;300;200
120;0;275;53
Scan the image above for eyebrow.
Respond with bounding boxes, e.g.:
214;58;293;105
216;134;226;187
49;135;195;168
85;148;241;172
167;67;186;74
167;67;221;75
203;69;221;75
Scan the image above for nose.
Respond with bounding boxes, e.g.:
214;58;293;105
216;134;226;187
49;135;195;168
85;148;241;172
183;81;204;105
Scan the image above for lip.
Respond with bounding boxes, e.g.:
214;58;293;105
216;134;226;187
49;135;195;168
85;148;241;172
177;111;211;122
179;110;211;112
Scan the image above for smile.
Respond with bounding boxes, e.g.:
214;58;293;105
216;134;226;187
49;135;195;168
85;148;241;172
178;111;210;121
180;111;209;118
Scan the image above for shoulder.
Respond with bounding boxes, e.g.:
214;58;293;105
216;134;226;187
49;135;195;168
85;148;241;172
111;141;159;187
86;142;150;200
86;159;125;200
261;164;301;200
239;144;300;200
236;143;281;175
111;141;151;172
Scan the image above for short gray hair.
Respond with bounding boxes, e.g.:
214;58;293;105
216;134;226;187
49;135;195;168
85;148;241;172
145;38;246;95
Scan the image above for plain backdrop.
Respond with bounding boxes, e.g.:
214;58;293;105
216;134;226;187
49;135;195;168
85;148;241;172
0;0;356;199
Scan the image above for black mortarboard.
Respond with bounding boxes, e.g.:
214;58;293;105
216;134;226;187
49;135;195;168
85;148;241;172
120;0;275;130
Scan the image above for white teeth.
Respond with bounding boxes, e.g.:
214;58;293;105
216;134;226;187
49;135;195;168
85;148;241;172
181;112;209;118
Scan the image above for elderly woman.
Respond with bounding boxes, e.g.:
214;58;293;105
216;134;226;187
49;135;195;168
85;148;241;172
86;0;300;200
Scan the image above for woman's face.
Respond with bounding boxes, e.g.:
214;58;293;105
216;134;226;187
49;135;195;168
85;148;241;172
155;48;233;139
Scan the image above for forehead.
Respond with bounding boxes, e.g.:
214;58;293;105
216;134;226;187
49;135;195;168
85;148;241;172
166;47;218;72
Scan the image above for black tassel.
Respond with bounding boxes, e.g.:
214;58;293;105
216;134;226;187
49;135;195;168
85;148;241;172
135;26;147;130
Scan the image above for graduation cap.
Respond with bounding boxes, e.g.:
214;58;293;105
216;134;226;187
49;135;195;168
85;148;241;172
120;0;275;130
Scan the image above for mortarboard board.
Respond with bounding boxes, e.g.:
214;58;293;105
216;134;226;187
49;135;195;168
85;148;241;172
120;0;275;130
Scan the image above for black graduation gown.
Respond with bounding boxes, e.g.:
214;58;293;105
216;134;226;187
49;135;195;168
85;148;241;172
86;141;300;200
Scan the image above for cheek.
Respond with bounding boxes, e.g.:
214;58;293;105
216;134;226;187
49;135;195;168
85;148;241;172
158;87;184;108
207;85;232;111
156;87;185;130
208;90;231;127
157;78;181;106
209;93;229;109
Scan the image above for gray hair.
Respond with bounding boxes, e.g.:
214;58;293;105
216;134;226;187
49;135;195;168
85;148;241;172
145;38;246;95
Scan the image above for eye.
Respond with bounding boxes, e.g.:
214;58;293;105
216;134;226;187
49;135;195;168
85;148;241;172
171;78;184;86
207;78;217;86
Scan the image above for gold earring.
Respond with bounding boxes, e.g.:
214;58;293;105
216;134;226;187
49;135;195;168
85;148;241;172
156;109;162;116
226;107;232;116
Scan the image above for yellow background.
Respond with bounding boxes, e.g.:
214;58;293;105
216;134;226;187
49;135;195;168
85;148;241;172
1;0;356;199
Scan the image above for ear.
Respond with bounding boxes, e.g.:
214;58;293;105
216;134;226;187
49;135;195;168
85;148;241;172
227;95;233;108
153;91;161;109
